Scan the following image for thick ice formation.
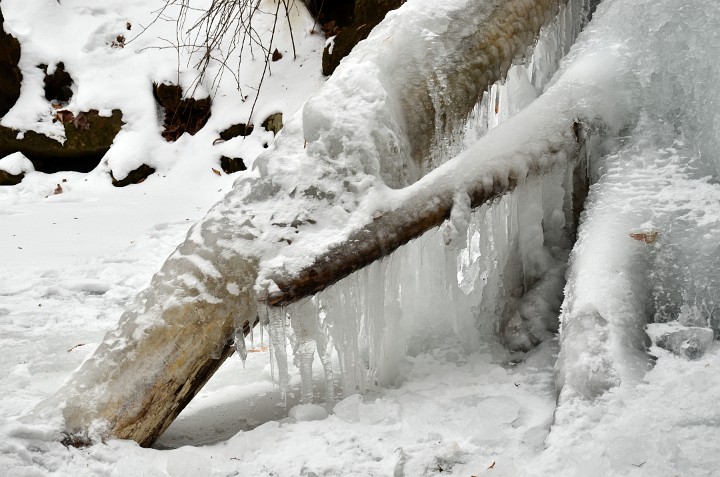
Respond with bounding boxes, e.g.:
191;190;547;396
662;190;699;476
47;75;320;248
553;0;720;403
259;0;597;399
274;168;575;400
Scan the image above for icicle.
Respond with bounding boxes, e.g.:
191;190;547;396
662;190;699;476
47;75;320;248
443;191;472;248
258;307;268;346
249;319;255;348
232;314;250;366
266;306;289;399
289;300;319;404
457;205;488;294
314;300;336;404
294;340;316;404
233;328;248;365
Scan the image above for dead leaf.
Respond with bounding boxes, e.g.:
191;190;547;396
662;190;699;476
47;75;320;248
211;168;221;176
55;110;75;124
629;231;658;244
488;461;496;470
248;346;268;353
67;343;85;352
53;184;63;195
272;48;283;61
111;35;125;48
73;111;92;130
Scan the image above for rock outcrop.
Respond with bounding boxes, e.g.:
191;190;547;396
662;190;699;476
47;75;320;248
0;109;124;173
0;7;22;119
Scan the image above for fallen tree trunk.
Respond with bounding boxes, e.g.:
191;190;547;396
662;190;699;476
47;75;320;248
37;0;591;447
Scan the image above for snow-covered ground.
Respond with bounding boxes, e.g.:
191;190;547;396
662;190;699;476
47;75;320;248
4;0;720;475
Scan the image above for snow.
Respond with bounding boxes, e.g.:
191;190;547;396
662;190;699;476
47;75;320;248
3;0;720;475
288;403;327;422
0;152;33;176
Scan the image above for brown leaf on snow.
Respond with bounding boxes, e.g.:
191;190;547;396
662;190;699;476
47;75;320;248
53;184;63;195
488;461;496;470
111;35;126;48
211;168;222;176
629;231;658;244
55;110;75;124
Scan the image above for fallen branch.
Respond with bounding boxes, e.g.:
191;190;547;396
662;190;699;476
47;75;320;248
261;121;582;306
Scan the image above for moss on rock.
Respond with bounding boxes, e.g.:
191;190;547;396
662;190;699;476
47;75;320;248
0;7;22;118
111;163;155;187
0;109;124;173
0;169;23;186
261;113;283;135
153;83;211;142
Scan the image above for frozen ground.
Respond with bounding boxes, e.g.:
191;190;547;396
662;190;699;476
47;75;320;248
4;0;720;475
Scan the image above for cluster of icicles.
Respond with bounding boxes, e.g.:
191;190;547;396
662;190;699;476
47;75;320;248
232;0;591;405
234;161;574;405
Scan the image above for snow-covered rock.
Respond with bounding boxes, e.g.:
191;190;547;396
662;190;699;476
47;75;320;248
650;323;714;360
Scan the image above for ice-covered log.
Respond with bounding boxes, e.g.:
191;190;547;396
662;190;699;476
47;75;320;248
302;0;580;186
38;0;593;447
261;114;583;307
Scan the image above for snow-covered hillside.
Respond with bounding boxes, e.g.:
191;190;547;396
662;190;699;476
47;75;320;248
3;0;720;476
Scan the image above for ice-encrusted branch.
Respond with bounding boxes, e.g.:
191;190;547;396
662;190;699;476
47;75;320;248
259;113;582;306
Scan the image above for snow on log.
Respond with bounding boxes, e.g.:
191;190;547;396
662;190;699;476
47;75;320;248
36;0;591;447
260;115;582;307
